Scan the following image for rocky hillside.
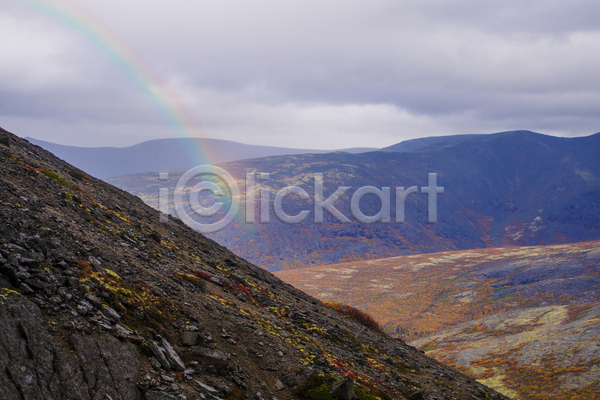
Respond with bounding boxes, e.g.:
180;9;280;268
0;127;507;399
108;130;600;271
276;241;600;398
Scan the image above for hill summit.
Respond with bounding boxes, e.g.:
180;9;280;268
0;127;507;399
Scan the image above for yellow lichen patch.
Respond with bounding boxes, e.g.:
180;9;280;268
75;260;180;334
215;264;232;274
205;294;233;308
244;279;280;300
105;269;122;281
179;249;202;262
173;271;203;282
161;239;180;250
90;219;111;234
0;288;20;303
365;357;387;372
268;306;290;318
238;308;251;316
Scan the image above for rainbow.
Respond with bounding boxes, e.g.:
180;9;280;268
24;0;214;163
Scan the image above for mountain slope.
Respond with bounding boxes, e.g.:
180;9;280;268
0;127;507;399
109;130;600;270
275;241;600;398
26;137;376;179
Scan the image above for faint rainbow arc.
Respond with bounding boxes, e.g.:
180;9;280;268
25;0;213;162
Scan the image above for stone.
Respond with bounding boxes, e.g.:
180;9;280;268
63;320;76;329
114;324;130;339
77;300;94;315
160;337;185;371
18;282;35;294
181;331;198;347
275;379;285;391
129;333;144;344
150;357;162;370
195;380;218;393
24;278;47;290
100;305;121;323
183;323;204;332
193;346;231;366
408;390;427;400
98;322;113;330
85;293;102;307
67;277;80;289
16;269;31;280
329;377;356;400
201;333;213;343
148;338;185;371
150;341;172;370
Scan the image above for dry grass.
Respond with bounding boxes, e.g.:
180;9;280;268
324;302;387;336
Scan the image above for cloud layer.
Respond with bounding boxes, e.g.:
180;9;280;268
2;0;600;148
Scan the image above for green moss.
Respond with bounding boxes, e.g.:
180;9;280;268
295;373;393;400
295;373;337;400
42;170;70;187
355;386;390;400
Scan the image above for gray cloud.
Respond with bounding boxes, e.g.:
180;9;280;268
1;1;600;148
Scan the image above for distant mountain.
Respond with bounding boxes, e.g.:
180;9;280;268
108;130;600;271
275;240;600;399
25;136;377;179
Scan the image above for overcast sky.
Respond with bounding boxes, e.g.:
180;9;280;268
2;0;600;149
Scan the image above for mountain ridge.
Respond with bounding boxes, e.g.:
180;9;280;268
108;130;600;270
24;136;377;179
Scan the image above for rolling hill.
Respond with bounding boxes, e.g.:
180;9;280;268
26;136;376;179
275;240;600;399
108;130;600;271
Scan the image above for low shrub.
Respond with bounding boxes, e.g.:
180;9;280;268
324;302;387;336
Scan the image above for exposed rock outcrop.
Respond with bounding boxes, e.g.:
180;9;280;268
0;295;140;400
